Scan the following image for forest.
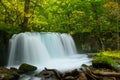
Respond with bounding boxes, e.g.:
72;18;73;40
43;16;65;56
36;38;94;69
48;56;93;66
0;0;120;65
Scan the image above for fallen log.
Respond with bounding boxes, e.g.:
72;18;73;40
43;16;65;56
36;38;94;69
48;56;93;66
44;67;62;80
81;67;119;80
92;71;120;77
37;67;62;80
81;67;98;80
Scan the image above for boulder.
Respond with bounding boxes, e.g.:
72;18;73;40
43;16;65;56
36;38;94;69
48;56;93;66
0;67;19;80
18;63;37;74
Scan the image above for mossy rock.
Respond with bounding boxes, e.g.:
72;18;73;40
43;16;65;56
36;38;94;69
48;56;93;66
92;56;118;71
0;67;20;80
18;63;37;74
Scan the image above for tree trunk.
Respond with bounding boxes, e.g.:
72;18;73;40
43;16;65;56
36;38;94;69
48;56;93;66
91;2;105;51
21;0;30;31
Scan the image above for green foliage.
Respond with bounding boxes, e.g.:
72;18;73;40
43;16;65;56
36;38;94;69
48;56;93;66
97;51;120;59
0;0;119;33
0;0;119;50
92;55;118;70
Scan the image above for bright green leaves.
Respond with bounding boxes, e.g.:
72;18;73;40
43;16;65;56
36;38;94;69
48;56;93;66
0;0;25;33
0;0;119;34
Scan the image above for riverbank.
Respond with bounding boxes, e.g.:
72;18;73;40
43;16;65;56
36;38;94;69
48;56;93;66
1;63;120;80
1;51;120;80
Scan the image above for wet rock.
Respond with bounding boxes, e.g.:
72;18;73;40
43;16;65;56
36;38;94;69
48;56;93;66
37;68;62;80
77;72;87;80
10;67;19;73
18;63;37;74
0;67;20;80
62;69;81;80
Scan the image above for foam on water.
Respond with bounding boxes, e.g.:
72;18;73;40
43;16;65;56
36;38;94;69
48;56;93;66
8;32;91;72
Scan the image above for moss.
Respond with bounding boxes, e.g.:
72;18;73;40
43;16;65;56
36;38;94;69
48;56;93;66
96;51;120;59
0;67;19;80
18;63;37;73
92;56;118;70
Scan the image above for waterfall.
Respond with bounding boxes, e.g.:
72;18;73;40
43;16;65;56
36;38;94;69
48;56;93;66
8;32;90;71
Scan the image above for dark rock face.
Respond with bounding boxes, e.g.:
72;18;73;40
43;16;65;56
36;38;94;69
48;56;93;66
18;63;37;74
0;31;10;66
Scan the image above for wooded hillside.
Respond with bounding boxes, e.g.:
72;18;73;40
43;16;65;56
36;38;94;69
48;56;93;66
0;0;119;65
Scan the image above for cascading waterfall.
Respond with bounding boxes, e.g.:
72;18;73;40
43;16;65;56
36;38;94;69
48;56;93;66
8;32;90;71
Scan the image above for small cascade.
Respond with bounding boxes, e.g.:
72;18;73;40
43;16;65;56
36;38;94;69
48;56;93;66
8;32;90;70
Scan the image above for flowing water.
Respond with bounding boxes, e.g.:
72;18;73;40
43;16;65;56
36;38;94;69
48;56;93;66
8;32;91;80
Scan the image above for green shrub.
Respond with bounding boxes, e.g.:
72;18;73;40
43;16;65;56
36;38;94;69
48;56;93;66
92;56;118;70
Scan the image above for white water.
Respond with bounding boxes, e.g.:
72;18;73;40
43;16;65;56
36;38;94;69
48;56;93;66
8;32;90;71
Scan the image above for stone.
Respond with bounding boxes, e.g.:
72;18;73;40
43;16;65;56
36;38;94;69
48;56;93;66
0;67;20;80
18;63;37;74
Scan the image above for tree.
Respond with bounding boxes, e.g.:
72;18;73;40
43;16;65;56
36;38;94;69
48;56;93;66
20;0;30;31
